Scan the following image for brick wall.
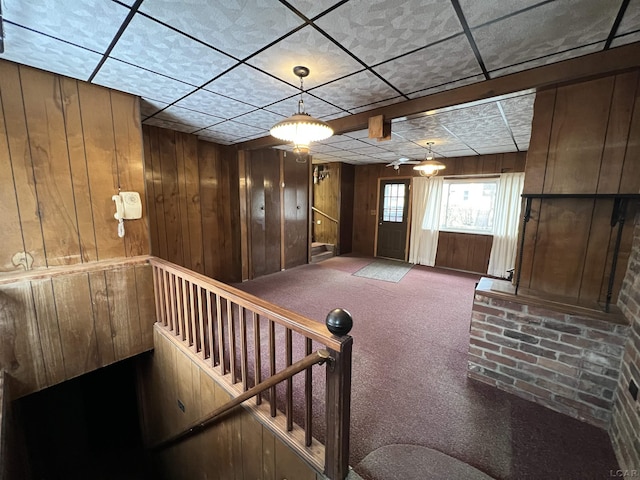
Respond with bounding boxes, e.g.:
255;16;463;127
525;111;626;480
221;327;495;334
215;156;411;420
468;281;628;429
611;216;640;470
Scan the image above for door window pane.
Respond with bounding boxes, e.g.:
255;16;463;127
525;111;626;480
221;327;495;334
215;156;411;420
382;183;405;222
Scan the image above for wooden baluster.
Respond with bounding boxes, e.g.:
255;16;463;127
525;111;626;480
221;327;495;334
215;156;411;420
216;295;224;375
227;300;236;383
206;290;215;366
253;312;262;405
240;306;248;391
305;336;312;447
324;309;353;480
163;270;172;330
269;320;276;417
197;285;205;357
182;278;190;343
169;273;178;336
285;328;293;432
152;266;162;326
189;281;197;349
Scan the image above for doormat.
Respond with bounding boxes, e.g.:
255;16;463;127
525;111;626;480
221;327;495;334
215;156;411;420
353;259;414;283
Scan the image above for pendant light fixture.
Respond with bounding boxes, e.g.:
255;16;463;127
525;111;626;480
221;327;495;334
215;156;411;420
270;66;333;160
413;142;446;177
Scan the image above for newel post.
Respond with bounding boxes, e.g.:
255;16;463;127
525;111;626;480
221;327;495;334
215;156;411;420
324;308;353;480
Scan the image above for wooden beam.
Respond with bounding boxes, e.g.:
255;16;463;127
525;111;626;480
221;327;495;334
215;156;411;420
237;42;640;151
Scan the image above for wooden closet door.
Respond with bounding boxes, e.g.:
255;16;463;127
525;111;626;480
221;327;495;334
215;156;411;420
248;150;281;278
283;157;309;269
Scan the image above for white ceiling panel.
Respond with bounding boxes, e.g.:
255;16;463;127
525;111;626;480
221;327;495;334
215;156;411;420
458;0;547;27
473;0;620;72
110;14;238;86
155;106;224;129
285;0;344;19
617;0;640;35
315;0;463;65
174;89;256;118
141;98;170;118
204;65;300;108
143;116;199;133
3;0;129;52
232;109;288;130
309;70;401;112
139;0;305;60
246;26;364;90
612;31;640;47
266;95;344;118
0;23;102;80
406;74;486;100
374;35;482;95
92;58;195;103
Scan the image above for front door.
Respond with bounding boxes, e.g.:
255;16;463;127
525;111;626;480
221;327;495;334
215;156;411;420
376;179;410;260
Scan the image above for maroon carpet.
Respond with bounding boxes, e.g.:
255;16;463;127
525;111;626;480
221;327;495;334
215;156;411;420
234;254;619;480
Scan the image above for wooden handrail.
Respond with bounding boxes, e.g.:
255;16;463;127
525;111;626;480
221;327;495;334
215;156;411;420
149;257;342;350
152;349;331;451
312;207;339;224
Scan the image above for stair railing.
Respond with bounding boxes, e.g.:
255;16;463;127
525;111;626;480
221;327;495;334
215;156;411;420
149;257;353;480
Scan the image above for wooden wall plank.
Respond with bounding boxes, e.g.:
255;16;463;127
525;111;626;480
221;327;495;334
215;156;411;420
175;133;193;271
241;410;264;479
340;163;355;255
146;127;168;258
143;127;160;256
21;68;81;266
0;283;47;397
30;279;65;385
620;76;640;194
0;79;26;272
182;134;204;274
109;90;149;257
52;273;99;379
579;200;614;302
198;141;221;279
275;433;316;480
158;130;185;266
544;77;614;194
77;82;126;260
59;77;97;263
0;62;46;269
523;89;556;194
219;146;241;283
105;267;139;361
88;271;116;367
598;72;638;193
135;264;156;350
284;157;308;269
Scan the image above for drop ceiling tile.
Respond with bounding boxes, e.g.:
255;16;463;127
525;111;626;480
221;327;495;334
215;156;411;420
155;105;224;129
611;31;640;47
433;102;502;125
139;0;304;60
141;98;170;118
618;0;640;35
118;0;137;5
445;116;511;142
285;0;344;19
393;115;441;132
92;58;195;102
197;130;240;144
329;139;370;151
350;96;406;114
204;65;300;108
440;148;478;158
317;134;355;146
458;0;546;27
475;145;518;154
205;120;264;138
315;0;463;65
349;145;390;156
374;35;482;95
310;144;342;153
406;74;486;100
4;0;130;53
174;89;256;118
110;14;238;86
233;109;287;130
309;70;400;111
266;95;344;118
246;26;364;89
498;94;535;118
473;0;619;71
0;24;102;80
489;43;605;77
143;117;199;133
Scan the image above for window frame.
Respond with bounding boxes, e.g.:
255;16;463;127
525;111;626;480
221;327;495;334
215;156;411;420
438;176;500;236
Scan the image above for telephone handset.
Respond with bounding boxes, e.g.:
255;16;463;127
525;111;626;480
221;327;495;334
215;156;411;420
112;192;142;238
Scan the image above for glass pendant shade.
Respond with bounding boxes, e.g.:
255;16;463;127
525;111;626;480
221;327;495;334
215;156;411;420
270;113;333;147
413;160;446;177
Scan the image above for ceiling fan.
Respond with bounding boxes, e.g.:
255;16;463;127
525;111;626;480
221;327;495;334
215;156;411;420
386;157;420;171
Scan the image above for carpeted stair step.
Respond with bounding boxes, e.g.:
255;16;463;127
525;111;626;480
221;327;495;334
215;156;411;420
311;243;334;263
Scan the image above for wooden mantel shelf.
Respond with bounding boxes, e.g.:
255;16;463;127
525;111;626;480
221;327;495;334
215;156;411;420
476;277;628;325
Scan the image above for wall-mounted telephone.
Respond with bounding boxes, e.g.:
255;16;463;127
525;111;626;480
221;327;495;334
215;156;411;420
112;191;142;238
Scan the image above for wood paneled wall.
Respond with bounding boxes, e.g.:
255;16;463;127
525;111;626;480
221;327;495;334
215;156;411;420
352;152;526;273
0;61;149;274
0;260;155;398
143;125;241;283
520;71;640;304
139;327;318;480
435;232;493;273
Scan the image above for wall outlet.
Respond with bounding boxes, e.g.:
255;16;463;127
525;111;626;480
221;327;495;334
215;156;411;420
629;379;638;401
178;399;185;412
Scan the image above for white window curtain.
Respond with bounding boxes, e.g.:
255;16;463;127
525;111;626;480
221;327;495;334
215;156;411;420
487;172;525;278
409;176;444;266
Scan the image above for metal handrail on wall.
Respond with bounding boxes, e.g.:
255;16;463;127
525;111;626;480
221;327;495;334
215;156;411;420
149;257;354;480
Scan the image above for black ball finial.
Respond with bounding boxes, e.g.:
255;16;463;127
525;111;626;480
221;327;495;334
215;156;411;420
325;308;353;336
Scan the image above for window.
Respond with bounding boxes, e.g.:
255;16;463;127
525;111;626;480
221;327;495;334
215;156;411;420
439;178;498;234
382;183;405;222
